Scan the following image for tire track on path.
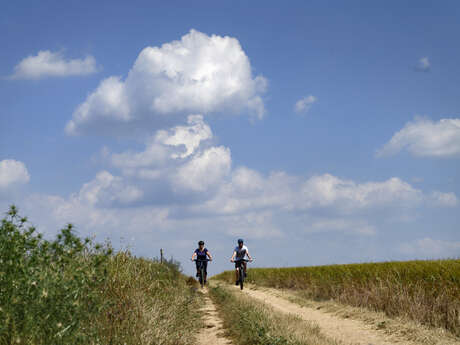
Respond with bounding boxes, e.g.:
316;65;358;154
239;285;442;345
196;288;233;345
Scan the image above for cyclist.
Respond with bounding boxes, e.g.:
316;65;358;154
191;240;212;284
230;238;253;285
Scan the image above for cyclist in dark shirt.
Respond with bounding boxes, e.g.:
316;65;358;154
191;240;213;283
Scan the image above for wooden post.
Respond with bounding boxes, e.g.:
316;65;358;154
160;248;164;264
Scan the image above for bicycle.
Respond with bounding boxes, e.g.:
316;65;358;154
193;258;210;288
234;259;252;290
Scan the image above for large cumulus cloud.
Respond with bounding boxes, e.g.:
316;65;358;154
66;30;267;135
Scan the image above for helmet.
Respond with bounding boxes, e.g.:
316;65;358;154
237;238;244;244
198;240;204;246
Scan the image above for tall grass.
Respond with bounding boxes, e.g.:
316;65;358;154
94;252;202;345
213;259;460;336
0;206;201;345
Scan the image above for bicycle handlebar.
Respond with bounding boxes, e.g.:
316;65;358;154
192;258;211;262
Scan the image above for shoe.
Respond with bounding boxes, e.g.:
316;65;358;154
235;281;239;286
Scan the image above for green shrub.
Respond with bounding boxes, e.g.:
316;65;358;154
0;205;111;345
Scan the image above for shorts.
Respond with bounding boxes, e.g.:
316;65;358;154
195;260;208;273
234;260;246;269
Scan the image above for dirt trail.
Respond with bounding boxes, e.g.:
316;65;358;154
239;285;452;345
196;288;233;345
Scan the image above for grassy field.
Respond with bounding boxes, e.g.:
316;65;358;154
0;206;202;345
213;259;460;336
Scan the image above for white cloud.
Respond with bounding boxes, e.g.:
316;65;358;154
196;171;431;217
0;159;30;188
308;219;376;236
399;237;460;258
23;193;168;236
109;115;231;193
174;146;231;192
110;114;214;181
111;136;168;172
294;95;317;114
415;57;430;72
299;174;424;210
66;77;131;136
430;191;458;207
66;29;267;135
231;167;265;193
156;114;212;158
11;50;97;80
77;171;143;207
226;211;283;239
197;169;298;215
28;117;459;243
12;116;459;259
377;117;460;158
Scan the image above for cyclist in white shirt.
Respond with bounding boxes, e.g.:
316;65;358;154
230;238;253;285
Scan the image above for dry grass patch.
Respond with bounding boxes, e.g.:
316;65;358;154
94;252;203;345
263;287;460;345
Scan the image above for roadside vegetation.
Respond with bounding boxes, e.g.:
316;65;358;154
209;283;337;345
0;205;201;345
213;259;460;336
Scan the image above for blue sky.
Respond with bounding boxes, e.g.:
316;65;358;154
1;1;459;275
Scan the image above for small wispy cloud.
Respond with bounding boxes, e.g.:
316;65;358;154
294;95;317;114
399;237;460;257
308;219;376;236
430;191;458;207
376;117;460;158
415;56;430;72
10;50;97;80
0;159;30;188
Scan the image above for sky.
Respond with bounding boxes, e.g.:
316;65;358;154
1;0;459;275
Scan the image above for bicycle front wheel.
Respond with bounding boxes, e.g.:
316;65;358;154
200;267;205;288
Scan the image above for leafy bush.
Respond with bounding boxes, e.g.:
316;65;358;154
0;205;111;344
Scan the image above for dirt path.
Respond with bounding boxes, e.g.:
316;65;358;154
239;285;456;345
196;288;233;345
